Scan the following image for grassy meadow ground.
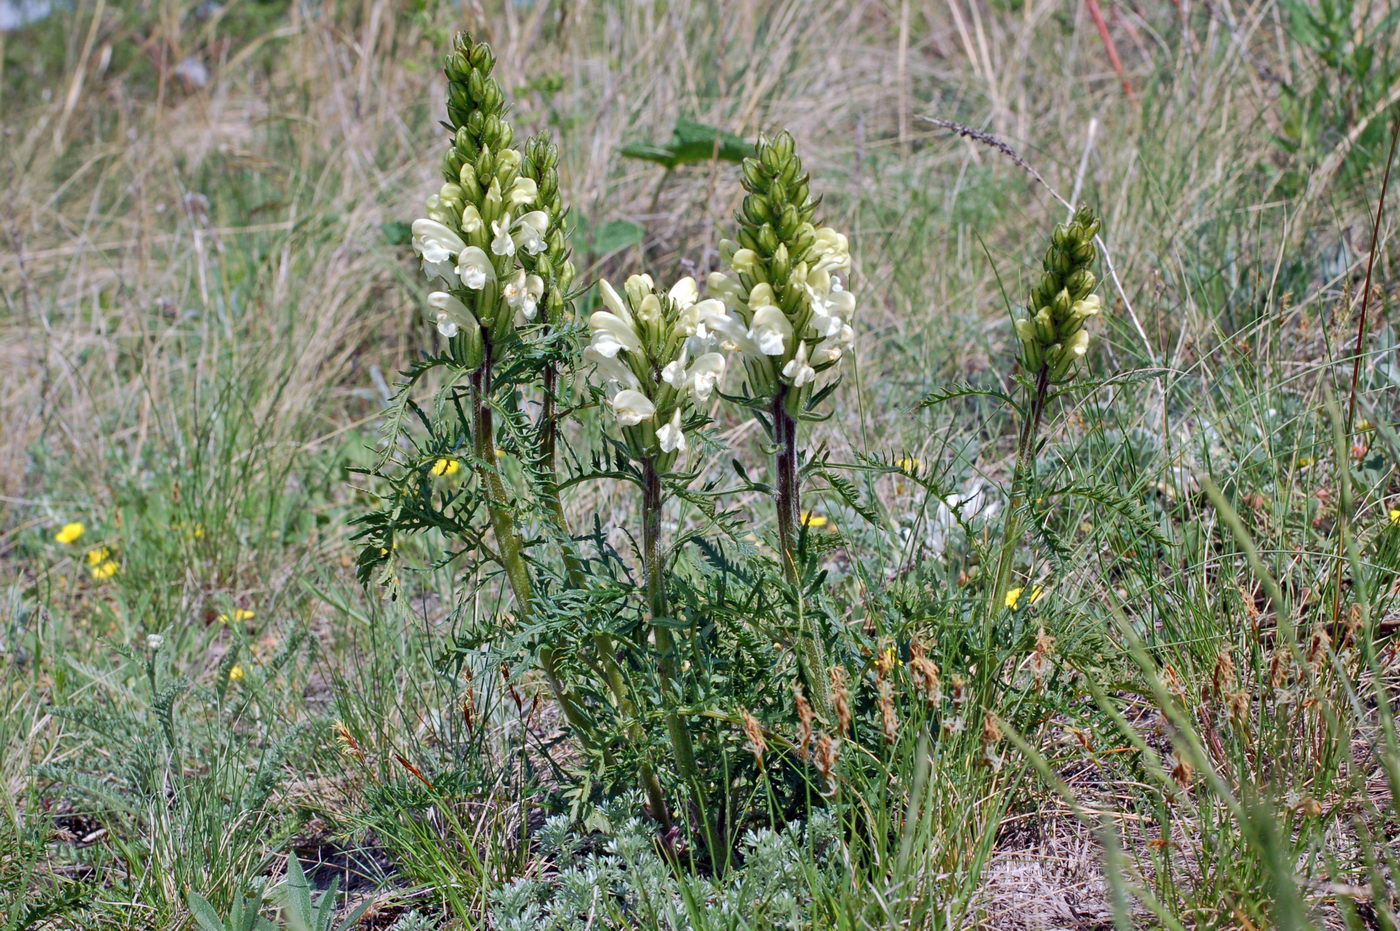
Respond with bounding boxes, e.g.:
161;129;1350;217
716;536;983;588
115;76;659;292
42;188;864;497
4;0;1400;928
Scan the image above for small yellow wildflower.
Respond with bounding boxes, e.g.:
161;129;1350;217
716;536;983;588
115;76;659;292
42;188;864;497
91;560;120;580
1005;586;1045;609
430;458;461;477
1390;509;1400;526
228;665;245;681
55;522;85;544
800;511;829;528
494;447;505;459
895;458;920;473
86;546;112;566
217;609;256;624
1297;457;1313;469
1357;419;1374;432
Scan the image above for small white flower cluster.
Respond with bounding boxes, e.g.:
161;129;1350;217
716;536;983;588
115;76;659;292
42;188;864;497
707;226;855;392
585;275;729;459
410;166;551;340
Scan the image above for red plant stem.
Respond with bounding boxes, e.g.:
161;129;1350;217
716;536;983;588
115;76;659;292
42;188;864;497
1086;0;1136;104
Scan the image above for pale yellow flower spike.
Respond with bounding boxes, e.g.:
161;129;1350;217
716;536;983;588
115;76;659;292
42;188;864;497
431;458;461;477
55;522;85;544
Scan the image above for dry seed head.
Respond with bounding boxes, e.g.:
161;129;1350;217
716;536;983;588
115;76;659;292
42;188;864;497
982;714;1005;771
1226;688;1250;726
332;721;364;762
742;709;767;768
1169;752;1195;789
830;666;852;735
910;653;942;706
1211;647;1236;699
878;678;898;744
1161;663;1187;702
950;673;968;708
1306;623;1331;674
794;687;814;755
1026;627;1055;682
815;733;840;797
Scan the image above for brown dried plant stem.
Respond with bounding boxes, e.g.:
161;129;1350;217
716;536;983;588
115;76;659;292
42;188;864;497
987;366;1050;629
772;391;833;719
642;458;701;822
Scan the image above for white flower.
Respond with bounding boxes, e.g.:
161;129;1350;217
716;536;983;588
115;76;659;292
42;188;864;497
585;345;640;390
782;340;816;387
146;633;164;651
588;280;641;358
599;279;634;326
668;276;701;307
679;298;729;342
709;311;761;355
684;352;726;400
805;268;854;338
490;215;516;256
657;409;686;453
748;304;792;356
809;227;851;274
507;176;538;207
503;271;545;324
460;205;484;236
412;219;466;283
491;210;551;256
513;210;550;255
588;310;642;359
428;291;476;338
661;347;725;401
707;271;746;308
661;348;689;390
611;389;655;427
454;246;493;290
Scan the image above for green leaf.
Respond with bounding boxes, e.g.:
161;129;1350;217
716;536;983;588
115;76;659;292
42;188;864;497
186;893;229;931
915;382;1019;413
620;118;752;168
588;219;645;255
380;221;412;246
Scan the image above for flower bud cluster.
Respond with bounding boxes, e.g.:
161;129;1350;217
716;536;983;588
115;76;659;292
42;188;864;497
585;275;729;469
518;135;577;324
707;132;855;411
410;32;556;365
1012;207;1103;383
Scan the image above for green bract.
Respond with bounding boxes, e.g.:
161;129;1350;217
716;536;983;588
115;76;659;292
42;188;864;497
1012;206;1103;383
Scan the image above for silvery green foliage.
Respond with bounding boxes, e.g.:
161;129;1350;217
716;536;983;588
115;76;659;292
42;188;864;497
488;811;840;930
385;910;440;931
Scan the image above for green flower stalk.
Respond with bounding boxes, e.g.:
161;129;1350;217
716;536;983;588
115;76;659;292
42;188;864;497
519;134;582;583
987;207;1104;622
708;132;854;719
409;32;590;741
586;273;730;813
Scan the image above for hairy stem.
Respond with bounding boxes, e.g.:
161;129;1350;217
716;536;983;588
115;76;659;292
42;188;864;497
470;339;593;744
773;392;833;720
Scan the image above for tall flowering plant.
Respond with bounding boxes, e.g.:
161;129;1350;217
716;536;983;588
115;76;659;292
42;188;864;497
707;132;856;717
